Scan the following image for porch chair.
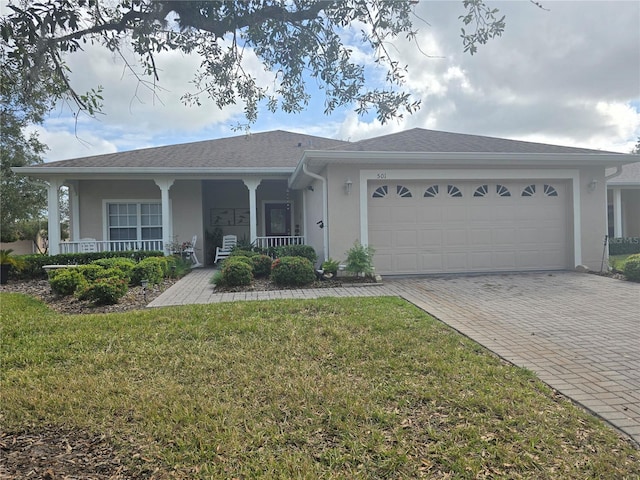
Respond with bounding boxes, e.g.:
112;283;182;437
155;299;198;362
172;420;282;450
78;238;97;253
183;234;202;268
214;234;237;264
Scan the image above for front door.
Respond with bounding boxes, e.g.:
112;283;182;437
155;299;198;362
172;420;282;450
265;203;291;236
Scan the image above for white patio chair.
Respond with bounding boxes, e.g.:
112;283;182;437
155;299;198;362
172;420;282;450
214;234;237;264
78;238;97;253
183;234;202;268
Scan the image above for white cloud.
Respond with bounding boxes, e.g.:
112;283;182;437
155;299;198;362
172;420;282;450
29;125;118;162
36;1;640;159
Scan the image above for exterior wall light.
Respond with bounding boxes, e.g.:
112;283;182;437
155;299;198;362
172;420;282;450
588;179;597;191
345;178;353;195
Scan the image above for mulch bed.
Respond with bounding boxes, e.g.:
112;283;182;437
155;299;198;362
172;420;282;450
0;278;178;315
0;427;160;480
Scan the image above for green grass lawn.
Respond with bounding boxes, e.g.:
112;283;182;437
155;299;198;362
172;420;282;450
2;293;638;479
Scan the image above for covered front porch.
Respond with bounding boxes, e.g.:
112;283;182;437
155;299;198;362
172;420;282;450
49;176;308;262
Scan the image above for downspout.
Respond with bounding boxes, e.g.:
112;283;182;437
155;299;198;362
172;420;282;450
605;165;623;181
302;162;329;262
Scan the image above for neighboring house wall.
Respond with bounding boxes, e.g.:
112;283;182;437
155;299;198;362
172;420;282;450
0;240;36;255
623;190;640;236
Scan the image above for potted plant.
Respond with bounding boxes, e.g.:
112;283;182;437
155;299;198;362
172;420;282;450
0;249;25;285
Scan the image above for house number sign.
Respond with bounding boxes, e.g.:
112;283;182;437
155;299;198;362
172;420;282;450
376;173;387;179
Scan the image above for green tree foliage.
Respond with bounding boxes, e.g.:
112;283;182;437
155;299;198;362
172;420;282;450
632;138;640;154
0;105;48;242
1;0;504;127
1;1;68;242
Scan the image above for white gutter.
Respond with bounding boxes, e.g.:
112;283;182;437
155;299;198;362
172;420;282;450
302;162;329;261
605;165;623;181
12;166;294;177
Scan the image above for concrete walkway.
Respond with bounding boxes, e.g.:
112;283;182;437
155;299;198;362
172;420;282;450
149;269;640;446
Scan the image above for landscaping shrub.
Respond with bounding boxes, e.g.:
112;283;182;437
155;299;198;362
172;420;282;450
49;269;87;296
230;249;259;258
345;241;375;276
251;254;273;278
226;254;253;266
274;245;317;265
77;276;128;305
131;257;166;285
11;251;164;281
622;254;640;282
271;256;315;286
89;258;136;283
90;257;136;274
76;264;106;282
609;237;640;255
219;258;253;287
321;258;340;276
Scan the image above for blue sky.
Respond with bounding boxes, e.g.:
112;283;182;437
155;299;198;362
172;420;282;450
28;1;640;161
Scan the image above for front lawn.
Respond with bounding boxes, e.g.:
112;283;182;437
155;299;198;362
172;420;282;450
1;294;638;479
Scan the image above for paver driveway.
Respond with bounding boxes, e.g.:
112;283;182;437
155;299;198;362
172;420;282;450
391;272;640;446
150;270;639;445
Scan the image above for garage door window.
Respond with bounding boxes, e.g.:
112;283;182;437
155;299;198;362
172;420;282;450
473;185;489;197
372;185;388;198
397;185;412;197
544;184;558;197
424;185;439;198
447;185;463;197
522;184;536;197
496;184;511;197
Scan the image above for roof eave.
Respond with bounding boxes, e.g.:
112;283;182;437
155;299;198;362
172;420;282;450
289;150;634;189
12;166;295;179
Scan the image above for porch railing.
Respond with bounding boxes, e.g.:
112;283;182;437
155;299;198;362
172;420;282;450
254;236;305;250
59;240;164;254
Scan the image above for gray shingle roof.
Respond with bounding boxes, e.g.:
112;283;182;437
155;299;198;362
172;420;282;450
37;130;349;170
336;128;620;154
607;160;640;185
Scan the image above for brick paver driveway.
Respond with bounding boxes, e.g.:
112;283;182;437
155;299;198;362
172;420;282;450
388;272;640;445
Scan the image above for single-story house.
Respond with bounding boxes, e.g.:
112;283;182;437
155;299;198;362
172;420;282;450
607;162;640;238
13;128;639;275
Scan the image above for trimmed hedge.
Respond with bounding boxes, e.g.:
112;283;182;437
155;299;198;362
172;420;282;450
609;237;640;255
77;276;129;305
11;250;164;280
274;245;318;265
271;256;315;286
219;258;253;286
49;269;87;296
251;255;273;278
623;254;640;282
131;257;167;286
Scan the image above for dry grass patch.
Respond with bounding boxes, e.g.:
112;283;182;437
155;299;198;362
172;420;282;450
1;293;638;479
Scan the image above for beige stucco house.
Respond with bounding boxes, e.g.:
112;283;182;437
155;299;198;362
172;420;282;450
13;128;638;275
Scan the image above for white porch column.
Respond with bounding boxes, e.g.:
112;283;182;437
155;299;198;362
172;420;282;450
242;178;261;244
154;178;175;254
613;187;623;237
66;181;80;241
47;179;62;255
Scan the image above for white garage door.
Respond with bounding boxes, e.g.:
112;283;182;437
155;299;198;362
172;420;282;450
368;180;570;275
